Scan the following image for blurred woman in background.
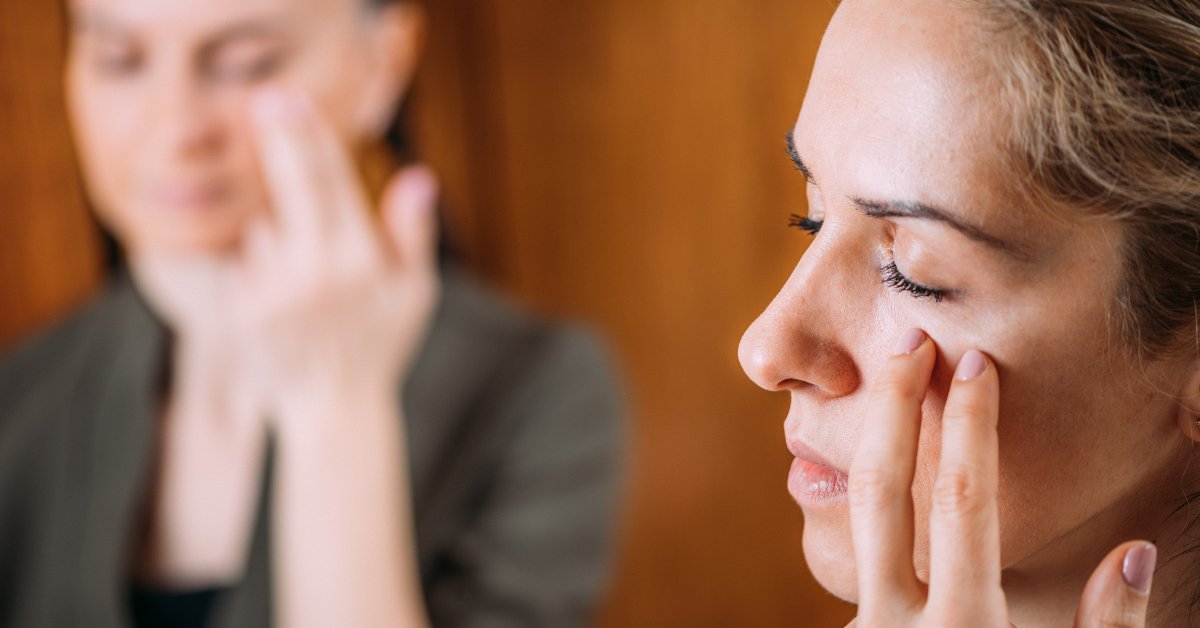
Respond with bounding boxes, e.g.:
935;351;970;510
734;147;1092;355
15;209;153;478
0;0;623;626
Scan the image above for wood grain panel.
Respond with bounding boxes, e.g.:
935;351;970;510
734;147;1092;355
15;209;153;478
411;2;854;626
0;0;102;349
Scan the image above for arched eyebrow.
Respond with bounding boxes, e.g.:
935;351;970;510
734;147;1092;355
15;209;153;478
851;198;1032;261
785;130;815;184
785;129;1034;262
203;19;291;49
71;11;125;35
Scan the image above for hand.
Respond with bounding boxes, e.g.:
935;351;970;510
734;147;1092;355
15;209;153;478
845;328;1157;628
236;87;440;417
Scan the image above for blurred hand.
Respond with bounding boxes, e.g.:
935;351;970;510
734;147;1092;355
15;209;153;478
134;87;439;423
844;329;1156;628
235;88;439;417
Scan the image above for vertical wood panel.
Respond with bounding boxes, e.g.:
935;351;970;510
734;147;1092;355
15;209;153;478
412;2;855;626
0;0;103;349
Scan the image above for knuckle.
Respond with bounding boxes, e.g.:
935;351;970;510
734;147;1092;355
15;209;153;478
939;404;975;427
854;610;899;628
848;466;902;510
941;403;989;434
922;598;1004;628
932;464;991;519
872;367;922;403
1090;597;1143;628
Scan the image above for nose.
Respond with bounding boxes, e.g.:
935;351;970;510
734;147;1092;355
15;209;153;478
738;251;860;397
144;68;225;161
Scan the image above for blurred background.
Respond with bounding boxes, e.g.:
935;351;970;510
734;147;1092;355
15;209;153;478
0;0;855;625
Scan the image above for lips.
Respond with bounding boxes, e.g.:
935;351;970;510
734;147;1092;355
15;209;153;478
786;440;849;506
145;181;232;211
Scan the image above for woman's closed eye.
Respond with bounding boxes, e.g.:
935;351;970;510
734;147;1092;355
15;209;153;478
83;41;144;78
206;41;288;84
880;259;948;303
788;214;951;303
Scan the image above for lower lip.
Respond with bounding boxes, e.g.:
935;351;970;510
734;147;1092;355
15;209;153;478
788;457;849;506
150;187;228;211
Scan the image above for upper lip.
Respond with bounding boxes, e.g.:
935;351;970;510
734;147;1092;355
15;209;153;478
786;439;847;474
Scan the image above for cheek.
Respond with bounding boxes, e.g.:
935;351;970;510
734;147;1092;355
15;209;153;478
908;391;949;580
986;369;1111;570
67;74;143;218
988;361;1165;560
220;100;268;186
286;41;377;141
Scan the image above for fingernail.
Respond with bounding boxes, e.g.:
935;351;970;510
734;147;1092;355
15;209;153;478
955;350;988;381
403;167;438;209
893;328;926;355
1122;542;1157;594
252;88;305;123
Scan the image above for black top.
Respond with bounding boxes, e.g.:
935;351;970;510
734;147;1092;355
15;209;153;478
0;268;625;627
129;585;229;628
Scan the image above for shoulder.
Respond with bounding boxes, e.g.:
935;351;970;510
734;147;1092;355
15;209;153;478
419;266;621;403
404;268;624;475
0;289;110;412
434;269;624;456
0;276;158;434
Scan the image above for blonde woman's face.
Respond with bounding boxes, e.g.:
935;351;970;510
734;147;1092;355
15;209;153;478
64;0;413;254
740;0;1193;603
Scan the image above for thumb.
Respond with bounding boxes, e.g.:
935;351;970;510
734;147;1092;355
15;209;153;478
380;165;439;275
1074;541;1156;628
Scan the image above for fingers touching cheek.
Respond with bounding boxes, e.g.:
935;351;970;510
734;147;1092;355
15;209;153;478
849;330;1008;625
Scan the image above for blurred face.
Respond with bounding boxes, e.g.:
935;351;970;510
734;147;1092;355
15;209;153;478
740;0;1193;603
65;0;416;254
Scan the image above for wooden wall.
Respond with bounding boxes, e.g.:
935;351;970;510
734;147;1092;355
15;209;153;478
0;0;855;625
0;0;102;350
411;3;851;625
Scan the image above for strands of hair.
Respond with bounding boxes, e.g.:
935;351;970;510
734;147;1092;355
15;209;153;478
969;0;1200;614
973;0;1200;359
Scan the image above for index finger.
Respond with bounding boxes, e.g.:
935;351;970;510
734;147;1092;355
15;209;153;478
848;327;935;615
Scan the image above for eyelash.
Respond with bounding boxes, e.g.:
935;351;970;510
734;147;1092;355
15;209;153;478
87;51;284;84
788;213;822;235
211;54;284;83
787;215;949;303
880;260;947;303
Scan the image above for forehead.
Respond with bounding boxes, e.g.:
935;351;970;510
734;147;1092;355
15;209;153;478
796;0;1016;220
67;0;358;35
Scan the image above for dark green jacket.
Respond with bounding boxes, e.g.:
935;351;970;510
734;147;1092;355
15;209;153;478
0;269;624;627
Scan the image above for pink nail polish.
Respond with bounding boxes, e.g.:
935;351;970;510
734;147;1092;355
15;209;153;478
1122;543;1156;594
401;167;437;211
894;328;926;355
252;88;306;123
955;350;987;381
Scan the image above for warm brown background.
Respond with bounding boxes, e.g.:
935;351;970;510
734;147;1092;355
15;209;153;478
0;0;855;626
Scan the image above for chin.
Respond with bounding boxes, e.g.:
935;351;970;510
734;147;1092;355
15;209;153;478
801;512;859;603
154;225;242;254
110;201;252;256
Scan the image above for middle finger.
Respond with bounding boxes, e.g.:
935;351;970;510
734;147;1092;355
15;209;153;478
925;349;1004;616
250;88;375;250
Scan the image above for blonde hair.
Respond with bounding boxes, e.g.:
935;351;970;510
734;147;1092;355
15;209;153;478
976;0;1200;357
